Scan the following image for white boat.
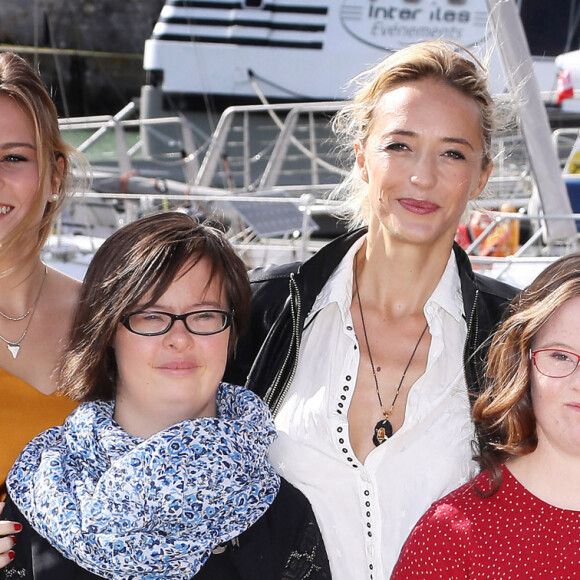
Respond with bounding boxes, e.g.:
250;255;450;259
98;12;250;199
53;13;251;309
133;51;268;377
141;0;577;107
144;0;491;103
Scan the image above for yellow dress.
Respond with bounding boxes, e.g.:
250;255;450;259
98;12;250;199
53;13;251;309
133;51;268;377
0;367;78;497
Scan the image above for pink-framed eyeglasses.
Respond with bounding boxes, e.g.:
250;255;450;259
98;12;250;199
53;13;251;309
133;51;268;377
530;348;580;378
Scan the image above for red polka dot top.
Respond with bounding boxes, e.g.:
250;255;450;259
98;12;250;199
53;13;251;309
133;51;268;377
391;465;580;579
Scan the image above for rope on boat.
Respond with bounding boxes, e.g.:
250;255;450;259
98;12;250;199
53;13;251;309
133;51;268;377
248;70;347;178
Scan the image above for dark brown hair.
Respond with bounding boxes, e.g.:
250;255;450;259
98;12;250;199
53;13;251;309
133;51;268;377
474;252;580;494
58;212;251;401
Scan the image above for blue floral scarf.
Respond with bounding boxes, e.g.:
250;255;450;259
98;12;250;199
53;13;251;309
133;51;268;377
7;383;280;580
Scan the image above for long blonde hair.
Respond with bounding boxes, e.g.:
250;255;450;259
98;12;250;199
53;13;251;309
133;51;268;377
0;52;86;267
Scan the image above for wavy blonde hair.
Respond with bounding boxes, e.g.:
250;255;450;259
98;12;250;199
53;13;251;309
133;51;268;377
331;40;495;228
0;52;86;268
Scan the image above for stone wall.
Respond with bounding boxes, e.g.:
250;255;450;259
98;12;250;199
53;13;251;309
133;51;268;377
0;0;165;115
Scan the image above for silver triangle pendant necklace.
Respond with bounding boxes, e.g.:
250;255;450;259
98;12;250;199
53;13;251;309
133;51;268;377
0;266;48;359
2;329;28;359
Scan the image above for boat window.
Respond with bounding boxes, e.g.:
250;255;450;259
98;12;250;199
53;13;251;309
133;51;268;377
244;0;264;7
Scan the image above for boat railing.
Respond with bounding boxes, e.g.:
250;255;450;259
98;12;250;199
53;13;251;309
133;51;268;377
60;100;353;194
59;99;552;211
465;209;579;287
45;183;580;288
194;101;349;192
59;105;202;182
54;100;580;286
59;97;580;204
553;127;580;173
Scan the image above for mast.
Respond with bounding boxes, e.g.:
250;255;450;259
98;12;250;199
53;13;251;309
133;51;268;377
486;0;577;243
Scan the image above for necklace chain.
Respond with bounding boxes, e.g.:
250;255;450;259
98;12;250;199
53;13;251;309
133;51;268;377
0;266;48;359
354;259;428;444
0;308;30;321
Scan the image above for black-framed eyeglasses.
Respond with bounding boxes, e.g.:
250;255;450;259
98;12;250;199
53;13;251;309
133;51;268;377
121;309;233;336
530;348;580;378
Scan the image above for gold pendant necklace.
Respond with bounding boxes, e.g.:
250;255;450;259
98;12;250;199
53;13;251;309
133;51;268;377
354;260;428;446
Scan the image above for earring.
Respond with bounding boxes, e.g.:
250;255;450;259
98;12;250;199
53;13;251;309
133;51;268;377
51;193;59;202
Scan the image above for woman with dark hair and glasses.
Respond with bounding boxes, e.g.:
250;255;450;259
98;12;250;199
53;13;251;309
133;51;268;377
392;252;580;578
0;212;330;580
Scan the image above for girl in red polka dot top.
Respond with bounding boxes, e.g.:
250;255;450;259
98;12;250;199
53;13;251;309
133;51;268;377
392;253;580;579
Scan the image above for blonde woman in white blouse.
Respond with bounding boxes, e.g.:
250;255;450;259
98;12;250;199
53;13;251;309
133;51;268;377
226;40;518;579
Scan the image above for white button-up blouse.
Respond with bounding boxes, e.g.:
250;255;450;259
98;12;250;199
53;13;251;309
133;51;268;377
269;236;478;580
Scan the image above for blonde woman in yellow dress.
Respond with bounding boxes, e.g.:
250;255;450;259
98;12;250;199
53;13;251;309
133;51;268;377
0;52;85;566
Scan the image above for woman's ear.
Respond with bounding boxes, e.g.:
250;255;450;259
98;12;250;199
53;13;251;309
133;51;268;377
470;161;494;201
355;143;368;183
47;155;65;203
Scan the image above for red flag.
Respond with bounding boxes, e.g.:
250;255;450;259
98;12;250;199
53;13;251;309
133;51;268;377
557;69;574;104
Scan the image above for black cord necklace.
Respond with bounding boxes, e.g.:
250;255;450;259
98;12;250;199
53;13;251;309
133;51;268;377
354;261;428;446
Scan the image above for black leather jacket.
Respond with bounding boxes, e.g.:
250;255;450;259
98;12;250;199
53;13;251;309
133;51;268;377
226;228;518;416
